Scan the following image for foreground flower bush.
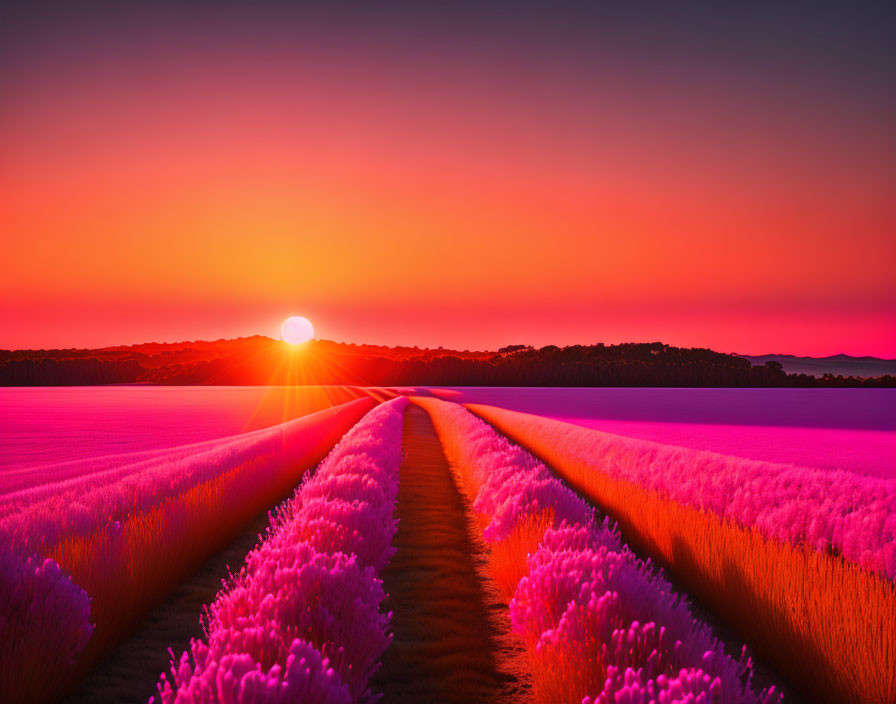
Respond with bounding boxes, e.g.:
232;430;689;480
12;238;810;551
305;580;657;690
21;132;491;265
0;552;94;703
417;397;777;704
155;396;408;703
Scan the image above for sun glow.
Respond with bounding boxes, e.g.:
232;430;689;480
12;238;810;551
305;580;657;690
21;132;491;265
281;316;315;345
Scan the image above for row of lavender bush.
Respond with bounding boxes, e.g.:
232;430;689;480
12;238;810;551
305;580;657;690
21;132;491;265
154;397;408;703
469;405;896;581
1;399;375;704
0;401;370;551
419;397;778;704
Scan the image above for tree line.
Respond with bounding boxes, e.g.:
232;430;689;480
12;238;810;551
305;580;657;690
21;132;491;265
1;339;893;387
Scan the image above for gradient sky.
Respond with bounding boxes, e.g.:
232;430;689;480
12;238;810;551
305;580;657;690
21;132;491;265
2;2;894;355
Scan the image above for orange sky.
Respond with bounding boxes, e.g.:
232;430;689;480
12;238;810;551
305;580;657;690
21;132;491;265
2;4;894;355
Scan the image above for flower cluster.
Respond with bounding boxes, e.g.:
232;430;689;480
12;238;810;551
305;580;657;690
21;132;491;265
419;398;777;704
154;397;407;704
0;552;94;702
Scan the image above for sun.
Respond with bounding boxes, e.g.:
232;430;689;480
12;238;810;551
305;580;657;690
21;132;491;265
281;316;315;345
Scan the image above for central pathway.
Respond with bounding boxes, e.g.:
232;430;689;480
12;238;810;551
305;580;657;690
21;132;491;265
374;405;528;703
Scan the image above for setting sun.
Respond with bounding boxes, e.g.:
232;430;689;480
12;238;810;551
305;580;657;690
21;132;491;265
280;316;314;345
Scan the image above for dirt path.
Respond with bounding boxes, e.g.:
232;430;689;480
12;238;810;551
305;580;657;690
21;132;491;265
373;405;529;704
61;509;273;704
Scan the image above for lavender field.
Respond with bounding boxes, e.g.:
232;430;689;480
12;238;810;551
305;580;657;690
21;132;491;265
0;386;366;476
2;387;894;703
427;387;896;477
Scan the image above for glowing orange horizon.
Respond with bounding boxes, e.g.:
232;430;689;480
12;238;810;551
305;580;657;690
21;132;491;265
1;9;893;357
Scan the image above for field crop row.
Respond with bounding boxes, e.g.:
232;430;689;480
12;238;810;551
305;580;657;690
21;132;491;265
0;407;371;551
470;404;896;703
154;397;407;703
0;398;375;704
417;397;777;704
466;404;896;578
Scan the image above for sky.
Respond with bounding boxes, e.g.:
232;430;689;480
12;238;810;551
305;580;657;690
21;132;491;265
2;1;894;356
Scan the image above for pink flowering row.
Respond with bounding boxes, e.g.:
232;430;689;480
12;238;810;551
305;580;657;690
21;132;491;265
418;398;777;704
1;399;375;704
468;404;896;581
154;396;408;704
1;399;372;552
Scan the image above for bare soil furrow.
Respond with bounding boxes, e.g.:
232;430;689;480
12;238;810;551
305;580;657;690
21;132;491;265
374;405;529;704
61;509;273;704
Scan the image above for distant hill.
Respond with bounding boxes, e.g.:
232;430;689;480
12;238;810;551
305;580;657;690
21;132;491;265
740;353;896;378
1;337;893;387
